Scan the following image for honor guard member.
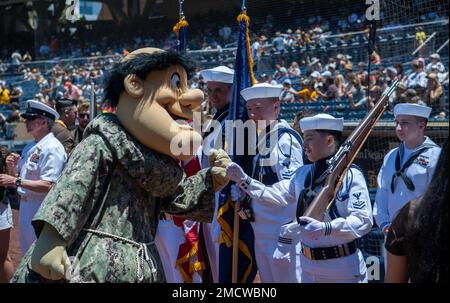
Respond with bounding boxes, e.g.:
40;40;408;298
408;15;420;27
0;100;67;254
198;65;234;282
374;103;441;261
227;114;373;283
230;83;304;282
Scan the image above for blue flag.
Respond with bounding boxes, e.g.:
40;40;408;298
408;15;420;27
217;9;258;283
173;17;188;53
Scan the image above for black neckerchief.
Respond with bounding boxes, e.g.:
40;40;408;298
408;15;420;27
295;154;333;221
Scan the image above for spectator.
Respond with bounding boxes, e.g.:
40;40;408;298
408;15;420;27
334;74;346;98
288;61;301;77
425;53;445;74
6;103;21;123
8;85;22;105
73;102;91;147
317;71;339;101
423;73;445;117
63;81;83;101
347;78;367;109
297;80;318;103
357;62;368;85
274;67;288;84
405;59;427;97
292;108;314;134
279;79;296;103
400;88;418;104
394;63;405;81
52;99;77;155
385;139;448;283
0;82;10;105
272;32;286;52
0;145;14;282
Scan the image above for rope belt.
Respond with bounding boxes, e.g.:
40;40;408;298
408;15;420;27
83;228;157;282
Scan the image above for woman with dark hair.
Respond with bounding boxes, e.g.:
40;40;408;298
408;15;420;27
385;139;448;283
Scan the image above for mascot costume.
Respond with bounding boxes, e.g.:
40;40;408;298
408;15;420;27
11;48;231;283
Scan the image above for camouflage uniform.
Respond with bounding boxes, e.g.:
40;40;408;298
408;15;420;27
11;113;215;283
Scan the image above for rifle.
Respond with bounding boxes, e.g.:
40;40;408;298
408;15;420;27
300;79;400;222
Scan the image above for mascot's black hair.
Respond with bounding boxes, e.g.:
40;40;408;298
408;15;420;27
103;49;196;108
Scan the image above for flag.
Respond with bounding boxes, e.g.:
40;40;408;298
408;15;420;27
172;15;206;282
173;16;189;53
217;8;258;283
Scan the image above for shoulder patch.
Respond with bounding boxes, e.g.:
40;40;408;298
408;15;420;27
351;192;366;209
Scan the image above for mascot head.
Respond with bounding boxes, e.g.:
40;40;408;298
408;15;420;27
103;48;204;161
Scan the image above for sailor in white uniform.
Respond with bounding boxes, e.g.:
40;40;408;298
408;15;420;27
230;83;304;282
198;65;234;282
374;103;441;267
227;114;373;283
0;100;67;254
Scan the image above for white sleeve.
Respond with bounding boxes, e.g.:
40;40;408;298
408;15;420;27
330;169;373;240
373;154;391;231
427;147;441;185
275;133;304;180
237;177;296;207
39;148;67;183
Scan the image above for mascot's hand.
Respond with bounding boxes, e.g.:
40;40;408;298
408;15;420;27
208;149;232;169
30;223;71;281
211;166;229;192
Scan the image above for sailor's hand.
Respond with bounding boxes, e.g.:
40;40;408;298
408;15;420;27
230;184;246;202
226;162;249;184
298;216;328;240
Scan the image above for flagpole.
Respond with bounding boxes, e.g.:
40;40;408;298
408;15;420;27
231;0;249;284
231;197;240;283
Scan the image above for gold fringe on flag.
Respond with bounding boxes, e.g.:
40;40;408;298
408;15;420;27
237;10;257;85
173;16;189;38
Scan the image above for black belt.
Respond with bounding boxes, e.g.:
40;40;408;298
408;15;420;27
301;240;357;261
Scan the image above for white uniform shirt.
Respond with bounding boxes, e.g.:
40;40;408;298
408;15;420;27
18;132;67;202
373;137;441;231
242;165;372;246
250;120;304;236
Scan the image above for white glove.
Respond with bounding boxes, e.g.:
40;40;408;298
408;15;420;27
226;162;249;183
230;184;245;201
280;221;301;238
298;216;330;240
231;184;249;220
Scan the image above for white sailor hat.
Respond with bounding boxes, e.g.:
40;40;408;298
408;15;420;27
21;100;59;120
300;113;344;133
240;83;283;102
394;103;432;119
199;66;234;84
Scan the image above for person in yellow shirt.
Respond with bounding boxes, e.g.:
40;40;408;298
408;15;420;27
297;80;318;103
415;26;427;46
0;83;10;105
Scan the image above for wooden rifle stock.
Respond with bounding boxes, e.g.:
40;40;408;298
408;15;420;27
302;79;400;221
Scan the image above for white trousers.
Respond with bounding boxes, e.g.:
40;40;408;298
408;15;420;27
271;240;302;283
202;192;220;282
300;250;368;283
19;200;42;255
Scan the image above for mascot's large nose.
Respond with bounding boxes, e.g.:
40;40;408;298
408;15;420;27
179;88;204;109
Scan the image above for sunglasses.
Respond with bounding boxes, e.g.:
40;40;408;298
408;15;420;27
78;114;89;118
25;116;41;121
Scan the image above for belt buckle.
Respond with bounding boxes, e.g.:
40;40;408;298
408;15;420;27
302;245;313;260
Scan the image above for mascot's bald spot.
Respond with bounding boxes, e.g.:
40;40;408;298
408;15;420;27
103;48;204;161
